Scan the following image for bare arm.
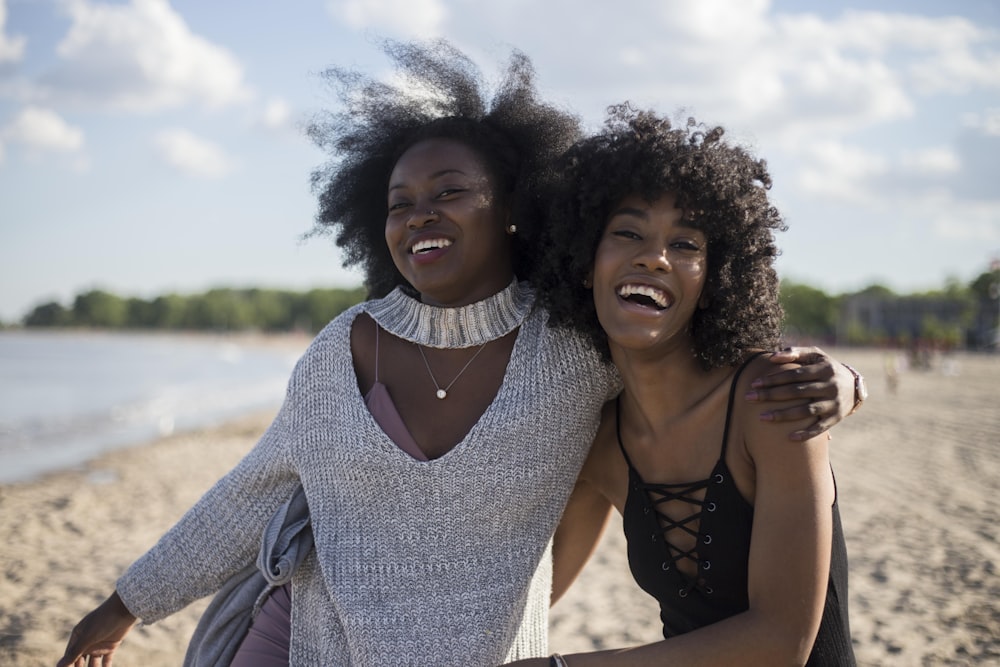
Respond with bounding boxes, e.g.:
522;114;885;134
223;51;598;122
506;362;836;667
551;478;613;605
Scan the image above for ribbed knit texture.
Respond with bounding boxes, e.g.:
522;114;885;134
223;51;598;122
116;298;619;666
365;279;535;348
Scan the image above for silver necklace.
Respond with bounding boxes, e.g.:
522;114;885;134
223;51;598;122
415;341;489;399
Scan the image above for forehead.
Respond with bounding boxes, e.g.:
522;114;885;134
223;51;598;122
390;138;492;183
613;193;692;225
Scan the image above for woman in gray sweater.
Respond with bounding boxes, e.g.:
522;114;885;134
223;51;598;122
57;41;858;667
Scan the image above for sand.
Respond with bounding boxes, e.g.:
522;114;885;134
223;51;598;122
1;347;997;666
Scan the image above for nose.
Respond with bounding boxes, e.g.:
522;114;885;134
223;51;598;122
632;243;672;273
407;208;439;230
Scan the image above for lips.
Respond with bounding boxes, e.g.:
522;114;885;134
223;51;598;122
617;282;672;310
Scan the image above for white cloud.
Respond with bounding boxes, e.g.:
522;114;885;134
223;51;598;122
963;109;1000;136
928;198;1000;243
795;140;888;202
1;106;84;152
328;0;448;36
899;147;961;175
0;0;25;63
153;128;233;178
43;0;250;112
260;97;292;130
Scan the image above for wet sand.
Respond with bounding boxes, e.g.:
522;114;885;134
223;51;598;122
2;348;997;665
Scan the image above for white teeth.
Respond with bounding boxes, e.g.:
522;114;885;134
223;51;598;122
411;238;452;254
618;284;670;309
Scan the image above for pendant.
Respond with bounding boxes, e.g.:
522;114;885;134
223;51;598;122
436;389;447;399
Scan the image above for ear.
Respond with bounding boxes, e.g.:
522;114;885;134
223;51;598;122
698;290;711;310
583;269;594;289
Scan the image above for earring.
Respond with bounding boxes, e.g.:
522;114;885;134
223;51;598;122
582;278;592;289
506;224;517;235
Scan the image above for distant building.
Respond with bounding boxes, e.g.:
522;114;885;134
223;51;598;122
839;292;973;348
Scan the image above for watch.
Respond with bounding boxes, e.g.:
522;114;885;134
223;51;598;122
843;363;867;416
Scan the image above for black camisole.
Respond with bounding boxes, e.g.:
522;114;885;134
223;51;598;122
617;354;856;665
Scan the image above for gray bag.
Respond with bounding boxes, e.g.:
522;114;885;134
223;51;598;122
183;485;313;666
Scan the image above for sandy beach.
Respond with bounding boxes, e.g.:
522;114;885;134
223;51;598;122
1;347;997;665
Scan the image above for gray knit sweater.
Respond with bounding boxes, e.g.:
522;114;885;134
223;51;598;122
116;299;618;666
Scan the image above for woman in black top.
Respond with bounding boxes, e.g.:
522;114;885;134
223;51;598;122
513;106;856;666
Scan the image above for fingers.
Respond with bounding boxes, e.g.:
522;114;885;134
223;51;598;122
747;380;837;404
789;415;841;441
769;345;823;364
753;363;834;390
760;398;838;421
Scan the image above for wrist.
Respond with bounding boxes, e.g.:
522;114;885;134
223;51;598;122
842;363;867;416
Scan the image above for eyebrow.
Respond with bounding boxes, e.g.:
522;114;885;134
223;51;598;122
608;206;649;219
388;168;468;191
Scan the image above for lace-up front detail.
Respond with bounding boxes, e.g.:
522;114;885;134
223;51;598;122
640;475;719;595
615;354;765;636
615;398;726;598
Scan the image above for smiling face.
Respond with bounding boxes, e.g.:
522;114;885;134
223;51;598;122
385;138;514;307
591;193;709;358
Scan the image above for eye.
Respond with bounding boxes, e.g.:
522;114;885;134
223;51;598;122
611;228;641;240
671;239;702;251
436;187;466;199
387;199;410;212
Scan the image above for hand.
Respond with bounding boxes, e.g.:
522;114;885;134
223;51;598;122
746;346;854;441
57;592;137;667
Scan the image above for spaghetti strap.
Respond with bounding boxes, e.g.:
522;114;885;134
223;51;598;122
614;396;638;471
616;352;769;466
373;318;380;382
719;352;769;458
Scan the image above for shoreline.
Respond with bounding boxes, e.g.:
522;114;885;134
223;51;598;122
0;329;312;485
2;348;998;665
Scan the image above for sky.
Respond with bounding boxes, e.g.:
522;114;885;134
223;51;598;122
1;0;999;322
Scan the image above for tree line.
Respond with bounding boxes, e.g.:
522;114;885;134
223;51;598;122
16;286;367;334
7;266;999;347
780;267;999;348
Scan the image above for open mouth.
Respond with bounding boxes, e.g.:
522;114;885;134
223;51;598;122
617;284;671;310
410;238;453;254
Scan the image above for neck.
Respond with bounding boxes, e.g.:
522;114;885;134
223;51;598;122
610;341;716;434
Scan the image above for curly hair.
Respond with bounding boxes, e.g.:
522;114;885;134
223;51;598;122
536;105;787;369
307;39;581;298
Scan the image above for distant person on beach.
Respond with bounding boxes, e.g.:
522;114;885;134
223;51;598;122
509;107;856;665
57;41;861;667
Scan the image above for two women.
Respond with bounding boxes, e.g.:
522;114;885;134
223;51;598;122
58;43;857;666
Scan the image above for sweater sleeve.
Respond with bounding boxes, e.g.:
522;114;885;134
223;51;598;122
115;358;305;624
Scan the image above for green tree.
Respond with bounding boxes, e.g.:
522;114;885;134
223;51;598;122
126;297;157;328
779;280;838;340
24;301;72;327
296;287;367;332
72;290;127;327
248;289;294;331
185;289;255;330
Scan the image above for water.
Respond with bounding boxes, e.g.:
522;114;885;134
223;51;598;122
0;330;306;484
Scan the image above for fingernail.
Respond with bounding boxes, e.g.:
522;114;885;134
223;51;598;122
746;391;759;401
759;411;773;421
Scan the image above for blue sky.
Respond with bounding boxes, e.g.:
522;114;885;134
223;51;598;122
1;0;998;322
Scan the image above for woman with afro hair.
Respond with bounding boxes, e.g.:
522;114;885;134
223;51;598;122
58;44;858;666
513;106;856;665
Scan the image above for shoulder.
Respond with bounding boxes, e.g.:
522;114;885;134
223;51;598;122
286;305;364;383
